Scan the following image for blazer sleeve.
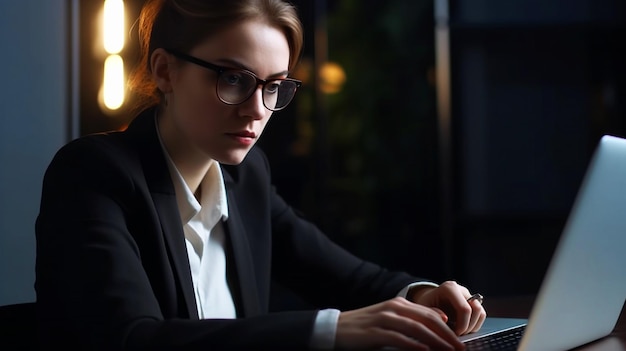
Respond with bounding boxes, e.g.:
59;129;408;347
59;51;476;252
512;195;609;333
239;148;429;311
35;137;318;351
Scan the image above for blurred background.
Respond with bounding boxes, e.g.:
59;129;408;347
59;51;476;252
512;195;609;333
0;0;624;307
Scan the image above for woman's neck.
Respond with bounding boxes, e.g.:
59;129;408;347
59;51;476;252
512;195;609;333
157;110;212;197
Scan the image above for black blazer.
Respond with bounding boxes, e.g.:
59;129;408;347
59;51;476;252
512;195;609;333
35;107;423;350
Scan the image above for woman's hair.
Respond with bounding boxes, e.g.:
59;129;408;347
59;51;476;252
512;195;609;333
128;0;304;111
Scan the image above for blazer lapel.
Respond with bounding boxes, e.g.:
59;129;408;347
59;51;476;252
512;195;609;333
126;109;198;319
222;170;262;317
152;194;199;318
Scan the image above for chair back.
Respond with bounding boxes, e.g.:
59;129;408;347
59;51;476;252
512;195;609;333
0;302;37;351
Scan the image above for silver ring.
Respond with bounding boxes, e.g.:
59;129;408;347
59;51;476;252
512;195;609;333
467;293;484;304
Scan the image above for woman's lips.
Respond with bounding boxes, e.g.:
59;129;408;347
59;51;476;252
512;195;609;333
226;131;256;146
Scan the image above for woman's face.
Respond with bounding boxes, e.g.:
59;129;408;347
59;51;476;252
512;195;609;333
162;19;291;165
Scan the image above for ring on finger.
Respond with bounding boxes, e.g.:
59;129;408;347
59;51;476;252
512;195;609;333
466;293;484;305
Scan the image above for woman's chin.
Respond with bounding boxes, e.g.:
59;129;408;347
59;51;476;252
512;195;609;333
215;151;249;166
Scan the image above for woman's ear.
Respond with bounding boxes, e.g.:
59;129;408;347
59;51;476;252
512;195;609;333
150;48;175;93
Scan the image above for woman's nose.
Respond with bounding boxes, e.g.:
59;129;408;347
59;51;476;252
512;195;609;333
239;86;267;120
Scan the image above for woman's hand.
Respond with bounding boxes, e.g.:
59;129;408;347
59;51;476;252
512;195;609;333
410;281;487;336
335;296;466;350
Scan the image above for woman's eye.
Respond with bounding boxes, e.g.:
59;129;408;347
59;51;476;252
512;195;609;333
222;72;243;86
265;82;281;94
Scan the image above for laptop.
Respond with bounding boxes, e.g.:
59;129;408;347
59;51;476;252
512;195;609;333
459;134;626;350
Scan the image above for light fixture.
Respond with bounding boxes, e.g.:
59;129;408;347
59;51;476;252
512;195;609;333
102;55;125;110
103;0;125;54
101;0;126;111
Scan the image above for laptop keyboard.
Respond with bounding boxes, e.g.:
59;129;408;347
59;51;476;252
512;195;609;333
464;324;526;350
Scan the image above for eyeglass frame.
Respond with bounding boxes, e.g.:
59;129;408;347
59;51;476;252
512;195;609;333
164;48;302;111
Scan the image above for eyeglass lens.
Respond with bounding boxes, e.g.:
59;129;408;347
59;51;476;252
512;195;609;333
217;71;298;111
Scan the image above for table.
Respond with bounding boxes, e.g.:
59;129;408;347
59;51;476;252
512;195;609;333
483;295;626;350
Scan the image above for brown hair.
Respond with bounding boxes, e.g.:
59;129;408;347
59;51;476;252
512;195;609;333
128;0;304;111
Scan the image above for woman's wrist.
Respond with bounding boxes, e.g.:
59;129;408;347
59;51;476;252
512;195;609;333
407;284;437;304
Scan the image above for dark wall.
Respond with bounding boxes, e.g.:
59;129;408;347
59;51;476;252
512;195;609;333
441;0;626;296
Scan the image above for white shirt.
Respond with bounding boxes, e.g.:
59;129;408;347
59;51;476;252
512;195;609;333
168;158;236;319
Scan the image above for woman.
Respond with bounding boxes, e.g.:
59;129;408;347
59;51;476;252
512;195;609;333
35;0;485;350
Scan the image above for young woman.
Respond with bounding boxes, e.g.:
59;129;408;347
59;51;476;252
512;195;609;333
35;0;485;350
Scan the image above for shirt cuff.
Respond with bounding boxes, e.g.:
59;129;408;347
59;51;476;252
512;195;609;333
309;308;340;350
397;281;440;300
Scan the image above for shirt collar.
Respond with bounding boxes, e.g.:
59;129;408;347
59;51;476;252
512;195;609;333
154;113;229;225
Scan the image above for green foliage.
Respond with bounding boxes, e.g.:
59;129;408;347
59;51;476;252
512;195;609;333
320;0;438;245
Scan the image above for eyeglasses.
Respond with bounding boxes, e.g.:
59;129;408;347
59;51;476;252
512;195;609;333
165;49;302;112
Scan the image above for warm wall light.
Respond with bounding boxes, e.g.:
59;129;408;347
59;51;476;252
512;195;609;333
103;0;125;54
103;55;125;110
101;0;126;112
